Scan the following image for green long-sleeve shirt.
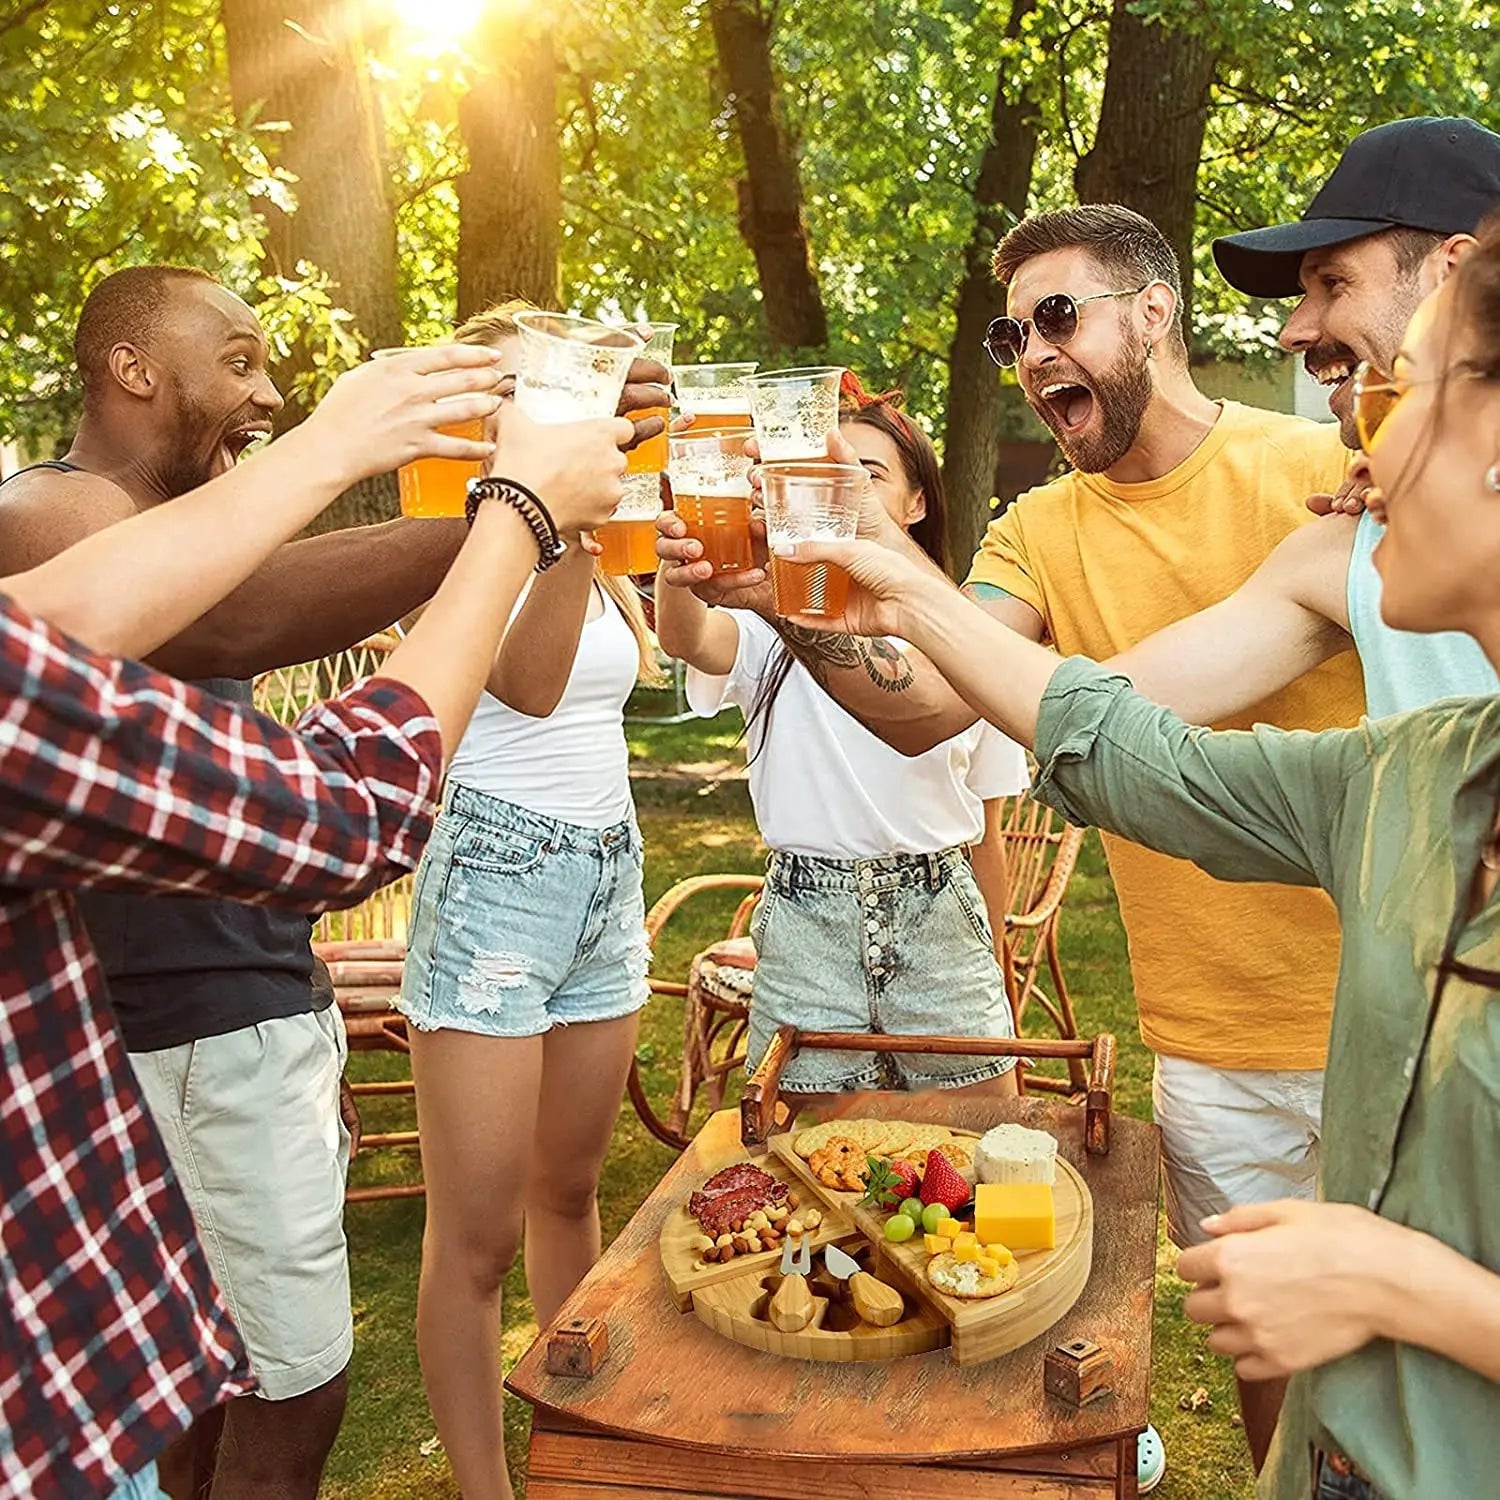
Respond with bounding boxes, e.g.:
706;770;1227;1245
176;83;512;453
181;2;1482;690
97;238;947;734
1033;657;1500;1500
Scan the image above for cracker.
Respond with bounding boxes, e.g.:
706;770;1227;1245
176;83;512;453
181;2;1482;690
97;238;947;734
903;1123;954;1153
837;1119;889;1151
872;1119;916;1156
926;1250;1021;1300
793;1121;846;1159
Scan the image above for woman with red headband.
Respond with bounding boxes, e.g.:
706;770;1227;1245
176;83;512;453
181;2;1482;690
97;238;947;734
655;377;1028;1102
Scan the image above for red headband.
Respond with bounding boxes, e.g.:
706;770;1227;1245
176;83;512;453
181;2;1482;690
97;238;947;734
840;370;919;444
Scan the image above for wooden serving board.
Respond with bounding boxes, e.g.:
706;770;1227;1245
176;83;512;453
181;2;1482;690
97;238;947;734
658;1152;856;1312
770;1130;1094;1367
689;1237;950;1363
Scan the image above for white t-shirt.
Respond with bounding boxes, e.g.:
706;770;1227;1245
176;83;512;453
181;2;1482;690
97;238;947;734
687;611;1029;859
447;584;638;827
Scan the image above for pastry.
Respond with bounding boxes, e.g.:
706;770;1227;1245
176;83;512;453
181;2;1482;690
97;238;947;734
808;1135;867;1191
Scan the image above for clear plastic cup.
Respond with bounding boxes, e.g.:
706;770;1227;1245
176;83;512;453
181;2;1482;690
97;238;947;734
622;322;677;478
760;461;864;617
370;344;484;518
513;313;644;423
676;362;759;431
747;366;845;461
668;430;755;573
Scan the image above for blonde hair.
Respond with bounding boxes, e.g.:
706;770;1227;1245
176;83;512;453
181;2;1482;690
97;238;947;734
457;299;663;687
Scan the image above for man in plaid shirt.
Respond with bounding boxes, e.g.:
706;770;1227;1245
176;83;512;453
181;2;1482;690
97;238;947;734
0;596;444;1498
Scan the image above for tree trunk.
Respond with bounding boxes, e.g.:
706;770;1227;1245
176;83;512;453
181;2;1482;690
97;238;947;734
457;7;560;316
1073;0;1217;329
939;0;1042;573
221;0;402;529
708;0;827;353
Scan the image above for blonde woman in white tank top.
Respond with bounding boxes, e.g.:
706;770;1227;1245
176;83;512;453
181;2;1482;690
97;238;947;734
395;304;663;1500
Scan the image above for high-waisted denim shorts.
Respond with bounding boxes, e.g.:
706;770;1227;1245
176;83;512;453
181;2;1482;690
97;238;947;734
746;846;1018;1093
397;784;650;1038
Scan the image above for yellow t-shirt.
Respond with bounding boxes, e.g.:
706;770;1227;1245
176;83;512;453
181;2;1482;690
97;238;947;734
966;401;1361;1071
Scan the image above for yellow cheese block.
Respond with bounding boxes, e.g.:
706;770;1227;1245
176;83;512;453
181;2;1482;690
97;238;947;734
974;1182;1055;1252
924;1233;953;1255
952;1231;978;1252
953;1239;980;1263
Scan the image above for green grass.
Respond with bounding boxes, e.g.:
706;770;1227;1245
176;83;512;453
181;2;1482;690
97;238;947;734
325;711;1254;1499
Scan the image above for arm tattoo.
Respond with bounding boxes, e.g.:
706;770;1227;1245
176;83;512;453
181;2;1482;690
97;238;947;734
779;622;916;694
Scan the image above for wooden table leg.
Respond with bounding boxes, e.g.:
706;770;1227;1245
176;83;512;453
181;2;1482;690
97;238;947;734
1115;1433;1139;1499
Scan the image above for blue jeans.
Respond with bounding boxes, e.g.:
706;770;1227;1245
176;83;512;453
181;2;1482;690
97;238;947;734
747;846;1018;1092
110;1462;165;1500
1315;1457;1385;1500
398;785;649;1038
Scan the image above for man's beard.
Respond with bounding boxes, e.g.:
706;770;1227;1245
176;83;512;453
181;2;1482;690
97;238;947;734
160;384;244;496
1031;350;1153;474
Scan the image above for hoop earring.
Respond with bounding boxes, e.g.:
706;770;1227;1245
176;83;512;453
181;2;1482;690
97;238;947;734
1487;464;1500;493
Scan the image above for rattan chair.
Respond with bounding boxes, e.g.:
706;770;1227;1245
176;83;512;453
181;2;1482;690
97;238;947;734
253;633;422;1202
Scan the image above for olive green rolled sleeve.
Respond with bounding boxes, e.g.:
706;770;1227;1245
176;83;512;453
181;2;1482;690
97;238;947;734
1031;656;1369;895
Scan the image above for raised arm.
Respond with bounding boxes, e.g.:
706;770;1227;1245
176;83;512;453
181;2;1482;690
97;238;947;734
652;550;741;675
0;346;503;665
481;543;598;718
778;536;1369;891
1108;516;1357;725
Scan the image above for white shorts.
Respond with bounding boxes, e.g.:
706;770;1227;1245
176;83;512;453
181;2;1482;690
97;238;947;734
1153;1054;1323;1249
130;1006;354;1400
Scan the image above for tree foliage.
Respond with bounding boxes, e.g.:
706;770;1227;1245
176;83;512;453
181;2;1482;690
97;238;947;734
2;0;1495;510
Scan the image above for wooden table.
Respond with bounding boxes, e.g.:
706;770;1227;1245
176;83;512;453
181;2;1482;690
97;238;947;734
509;1094;1160;1499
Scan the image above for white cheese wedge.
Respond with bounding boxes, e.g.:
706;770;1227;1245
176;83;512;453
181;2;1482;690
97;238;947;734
975;1123;1057;1185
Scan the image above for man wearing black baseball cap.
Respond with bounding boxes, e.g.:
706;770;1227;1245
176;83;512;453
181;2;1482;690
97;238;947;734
1107;116;1500;737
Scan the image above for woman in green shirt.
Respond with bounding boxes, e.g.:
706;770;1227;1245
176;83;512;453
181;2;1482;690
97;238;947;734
777;222;1500;1499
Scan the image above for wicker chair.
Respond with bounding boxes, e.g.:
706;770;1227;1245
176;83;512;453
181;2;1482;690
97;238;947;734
253;634;423;1203
624;789;1090;1148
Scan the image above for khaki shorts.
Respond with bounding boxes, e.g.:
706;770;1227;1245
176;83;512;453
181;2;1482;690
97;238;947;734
1153;1053;1323;1249
130;1006;353;1400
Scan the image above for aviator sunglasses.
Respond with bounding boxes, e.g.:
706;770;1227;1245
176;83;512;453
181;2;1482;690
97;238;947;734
983;286;1149;368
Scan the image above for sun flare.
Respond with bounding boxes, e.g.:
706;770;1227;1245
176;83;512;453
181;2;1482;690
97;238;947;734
390;0;485;47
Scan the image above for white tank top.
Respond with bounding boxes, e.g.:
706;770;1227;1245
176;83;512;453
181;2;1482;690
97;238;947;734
447;584;639;827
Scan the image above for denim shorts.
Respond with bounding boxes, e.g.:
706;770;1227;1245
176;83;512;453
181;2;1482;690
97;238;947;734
397;785;650;1038
746;847;1018;1093
1314;1453;1386;1500
109;1463;165;1500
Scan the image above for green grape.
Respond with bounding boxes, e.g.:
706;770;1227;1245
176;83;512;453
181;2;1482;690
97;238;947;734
921;1202;949;1233
899;1197;925;1225
884;1213;917;1243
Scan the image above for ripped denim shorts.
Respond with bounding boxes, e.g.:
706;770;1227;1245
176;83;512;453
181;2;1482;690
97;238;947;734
397;784;650;1038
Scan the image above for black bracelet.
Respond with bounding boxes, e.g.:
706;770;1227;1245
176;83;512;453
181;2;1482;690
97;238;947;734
464;477;567;571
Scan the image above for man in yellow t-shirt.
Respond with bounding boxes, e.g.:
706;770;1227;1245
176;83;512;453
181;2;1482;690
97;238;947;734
658;202;1361;1468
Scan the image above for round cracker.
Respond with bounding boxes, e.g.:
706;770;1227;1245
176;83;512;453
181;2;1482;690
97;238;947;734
903;1124;954;1153
872;1119;916;1156
793;1120;845;1158
926;1251;1021;1300
839;1119;889;1151
932;1139;973;1169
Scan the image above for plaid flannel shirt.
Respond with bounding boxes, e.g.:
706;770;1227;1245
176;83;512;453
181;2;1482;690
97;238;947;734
0;595;442;1498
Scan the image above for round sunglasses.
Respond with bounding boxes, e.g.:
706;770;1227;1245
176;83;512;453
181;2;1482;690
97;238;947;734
1352;363;1403;453
983;286;1149;368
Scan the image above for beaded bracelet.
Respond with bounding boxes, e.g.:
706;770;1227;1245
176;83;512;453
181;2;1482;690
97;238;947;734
464;477;567;571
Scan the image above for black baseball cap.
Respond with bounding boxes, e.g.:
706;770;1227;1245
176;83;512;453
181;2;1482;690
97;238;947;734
1213;116;1500;298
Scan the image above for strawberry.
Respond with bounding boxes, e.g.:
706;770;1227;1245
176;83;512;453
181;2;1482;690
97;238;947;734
919;1148;970;1211
858;1155;920;1210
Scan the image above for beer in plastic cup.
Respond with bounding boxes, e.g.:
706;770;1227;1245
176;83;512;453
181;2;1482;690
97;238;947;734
748;366;844;461
513;313;644;423
676;362;758;432
597;474;663;576
761;461;863;618
668;431;755;573
622;322;677;478
371;345;484;518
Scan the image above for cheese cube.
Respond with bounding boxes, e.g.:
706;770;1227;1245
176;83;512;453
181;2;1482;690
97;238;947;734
953;1239;980;1263
936;1217;965;1240
952;1231;978;1252
974;1182;1055;1252
975;1255;1000;1277
983;1242;1015;1266
924;1233;953;1255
